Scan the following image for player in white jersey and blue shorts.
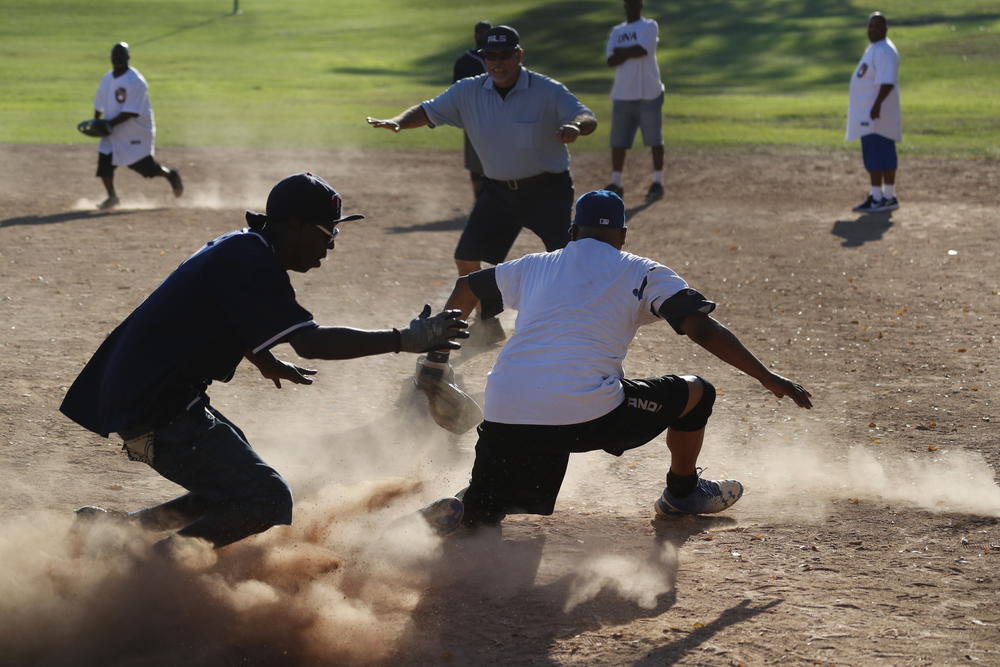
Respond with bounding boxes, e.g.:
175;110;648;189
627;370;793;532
92;42;183;210
846;13;901;213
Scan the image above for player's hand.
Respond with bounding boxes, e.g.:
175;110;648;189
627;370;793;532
399;304;470;353
366;117;400;132
761;373;812;409
869;103;882;120
557;124;581;144
264;360;318;389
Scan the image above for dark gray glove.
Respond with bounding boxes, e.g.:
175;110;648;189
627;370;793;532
399;304;469;353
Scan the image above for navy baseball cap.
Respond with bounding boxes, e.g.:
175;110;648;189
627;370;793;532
265;172;365;226
573;190;626;229
480;25;520;53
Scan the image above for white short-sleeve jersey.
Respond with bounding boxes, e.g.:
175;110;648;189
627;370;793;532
484;238;697;425
606;17;665;101
846;38;901;142
93;67;156;166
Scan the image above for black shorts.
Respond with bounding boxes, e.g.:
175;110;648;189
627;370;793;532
460;374;691;526
96;152;163;178
454;170;573;265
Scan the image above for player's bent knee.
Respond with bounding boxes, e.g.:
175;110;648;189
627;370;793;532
248;478;294;527
671;376;715;432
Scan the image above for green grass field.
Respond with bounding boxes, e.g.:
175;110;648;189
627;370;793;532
1;0;997;157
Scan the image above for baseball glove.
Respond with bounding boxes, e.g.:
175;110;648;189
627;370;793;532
414;356;482;434
77;119;112;138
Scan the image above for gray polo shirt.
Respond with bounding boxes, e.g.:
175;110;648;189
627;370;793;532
421;67;593;181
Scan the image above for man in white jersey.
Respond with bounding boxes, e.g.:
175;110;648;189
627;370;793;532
91;42;183;210
846;12;901;213
420;190;812;533
604;0;666;203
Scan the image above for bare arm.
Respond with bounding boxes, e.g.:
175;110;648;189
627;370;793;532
870;83;894;120
366;104;431;132
288;326;401;360
681;312;813;408
607;45;648;67
558;112;598;144
443;276;480;320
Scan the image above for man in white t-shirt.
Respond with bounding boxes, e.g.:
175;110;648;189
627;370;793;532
604;0;666;203
845;12;901;213
417;190;813;534
91;42;183;211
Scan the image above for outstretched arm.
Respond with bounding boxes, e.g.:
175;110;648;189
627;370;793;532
558;112;598;144
680;312;813;408
366;104;431;132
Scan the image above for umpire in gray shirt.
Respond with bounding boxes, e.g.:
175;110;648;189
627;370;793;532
367;25;597;329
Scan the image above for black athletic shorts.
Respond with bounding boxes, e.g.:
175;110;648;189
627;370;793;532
454;170;573;265
460;374;691;526
96;152;163;178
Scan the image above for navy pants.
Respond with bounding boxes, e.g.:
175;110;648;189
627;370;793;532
143;400;293;548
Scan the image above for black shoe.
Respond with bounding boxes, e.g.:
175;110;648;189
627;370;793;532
852;194;886;213
603;183;624;198
167;169;184;198
74;505;129;522
645;182;664;202
880;196;899;211
97;195;119;211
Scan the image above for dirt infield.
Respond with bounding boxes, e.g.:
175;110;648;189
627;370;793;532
1;142;998;665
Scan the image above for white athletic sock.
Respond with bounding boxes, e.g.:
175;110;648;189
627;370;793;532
871;185;883;200
652;170;663;185
882;184;896;199
610;171;622;187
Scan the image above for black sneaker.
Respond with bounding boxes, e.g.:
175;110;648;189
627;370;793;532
603;183;624;198
880;196;899;211
97;195;119;211
852;194;886;213
167;169;184;198
645;182;664;202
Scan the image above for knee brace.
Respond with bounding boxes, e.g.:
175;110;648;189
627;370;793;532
671;377;716;432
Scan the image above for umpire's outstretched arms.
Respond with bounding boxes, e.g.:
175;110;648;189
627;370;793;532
366;105;431;133
680;312;813;409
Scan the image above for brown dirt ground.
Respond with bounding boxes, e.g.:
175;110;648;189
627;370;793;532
0;142;998;666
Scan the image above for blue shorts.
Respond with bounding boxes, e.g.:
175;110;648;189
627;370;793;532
610;93;664;148
861;133;898;172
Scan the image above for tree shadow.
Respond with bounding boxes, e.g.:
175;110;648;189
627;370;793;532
134;12;235;46
830;212;894;247
0;209;140;228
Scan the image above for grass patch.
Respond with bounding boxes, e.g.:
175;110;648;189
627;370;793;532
1;0;997;157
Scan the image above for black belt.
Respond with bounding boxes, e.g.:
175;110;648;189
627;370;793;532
485;171;567;191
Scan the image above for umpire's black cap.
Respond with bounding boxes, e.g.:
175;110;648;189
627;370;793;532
479;25;520;53
265;172;365;226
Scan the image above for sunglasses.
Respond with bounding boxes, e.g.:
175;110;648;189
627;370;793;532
483;50;516;61
314;224;339;249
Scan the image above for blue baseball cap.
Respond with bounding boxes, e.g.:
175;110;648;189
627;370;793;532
572;190;626;229
265;172;365;226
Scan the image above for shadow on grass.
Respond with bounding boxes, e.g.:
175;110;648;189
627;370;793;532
831;212;894;247
134;12;236;46
408;3;1000;96
0;210;139;228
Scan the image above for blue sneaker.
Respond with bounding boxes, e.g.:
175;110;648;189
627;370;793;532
418;497;465;536
655;476;744;517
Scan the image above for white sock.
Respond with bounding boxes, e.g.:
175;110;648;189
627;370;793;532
871;186;883;200
882;184;895;199
652;170;663;185
610;171;622;187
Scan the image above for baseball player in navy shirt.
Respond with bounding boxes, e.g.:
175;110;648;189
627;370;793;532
61;173;468;552
420;190;812;534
